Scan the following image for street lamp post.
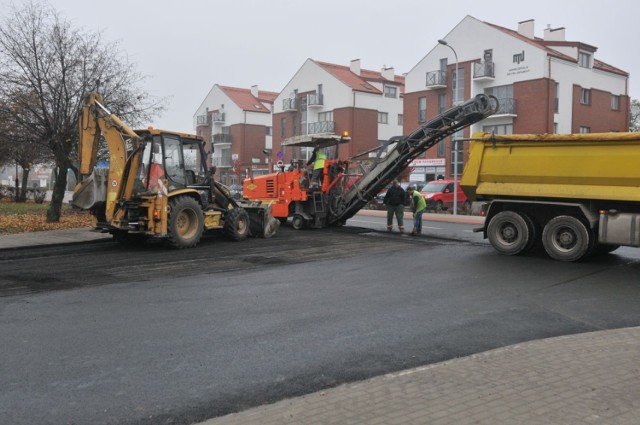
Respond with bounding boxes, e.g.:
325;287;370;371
438;39;460;215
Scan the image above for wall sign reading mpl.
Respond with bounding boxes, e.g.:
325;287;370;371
507;50;530;76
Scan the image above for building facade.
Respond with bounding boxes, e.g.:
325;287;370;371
271;59;405;165
193;84;278;185
404;16;630;182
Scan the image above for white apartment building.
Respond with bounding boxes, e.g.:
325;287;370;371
193;84;277;185
404;16;630;181
272;58;405;163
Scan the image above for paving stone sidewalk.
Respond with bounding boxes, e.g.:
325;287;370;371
199;327;640;425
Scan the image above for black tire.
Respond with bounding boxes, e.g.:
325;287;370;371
292;214;305;230
167;196;204;248
462;201;472;214
434;200;444;213
487;211;531;256
224;207;250;241
542;215;591;262
520;212;540;253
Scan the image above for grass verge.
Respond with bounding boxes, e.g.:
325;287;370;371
0;201;94;234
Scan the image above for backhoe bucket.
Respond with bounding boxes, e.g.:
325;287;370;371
71;168;108;210
244;203;279;238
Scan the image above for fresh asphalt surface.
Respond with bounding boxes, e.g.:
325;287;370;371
2;214;640;425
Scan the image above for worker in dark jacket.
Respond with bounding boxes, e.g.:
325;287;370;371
383;180;405;232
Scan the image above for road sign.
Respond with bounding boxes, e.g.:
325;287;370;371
276;160;284;168
276;151;284;160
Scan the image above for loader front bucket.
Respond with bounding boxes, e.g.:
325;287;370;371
71;168;108;210
243;202;280;238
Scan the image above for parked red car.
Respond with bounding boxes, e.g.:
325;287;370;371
420;179;470;213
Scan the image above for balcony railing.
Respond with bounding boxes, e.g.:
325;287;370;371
426;70;447;88
473;61;495;80
283;98;297;111
494;98;517;116
211;112;225;123
307;120;335;134
308;93;324;108
212;133;231;144
196;114;210;126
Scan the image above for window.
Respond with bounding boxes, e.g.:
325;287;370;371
580;88;591;105
418;96;427;122
578;51;591;68
453;68;465;104
554;123;558;134
554;82;559;113
579;126;591;133
482;124;513;135
485;84;514;113
384;85;398;98
266;126;272;136
440;58;448;72
611;95;620;111
163;135;185;186
378;112;388;124
318;111;333;122
397;114;403;126
438;94;446;113
280;118;286;137
437;140;445;158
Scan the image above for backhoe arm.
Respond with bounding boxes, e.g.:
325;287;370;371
73;93;144;221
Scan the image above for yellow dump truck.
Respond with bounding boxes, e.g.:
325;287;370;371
461;132;640;261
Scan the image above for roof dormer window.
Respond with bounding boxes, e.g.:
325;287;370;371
578;51;591;68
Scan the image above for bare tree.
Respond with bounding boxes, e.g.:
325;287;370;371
0;97;52;201
630;99;640;132
0;1;164;221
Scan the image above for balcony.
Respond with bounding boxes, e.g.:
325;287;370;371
211;112;225;123
492;98;517;117
308;93;324;108
426;70;447;89
196;114;210;127
307;121;335;134
212;133;231;145
473;61;495;81
283;98;297;111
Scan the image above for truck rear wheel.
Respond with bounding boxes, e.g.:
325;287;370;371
167;196;204;248
542;215;591;262
292;214;305;230
487;211;531;256
224;207;250;241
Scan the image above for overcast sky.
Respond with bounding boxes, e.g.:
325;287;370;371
7;0;639;133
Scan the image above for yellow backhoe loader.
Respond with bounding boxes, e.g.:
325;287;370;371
72;93;278;248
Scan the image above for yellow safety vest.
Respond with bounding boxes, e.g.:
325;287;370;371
313;152;326;170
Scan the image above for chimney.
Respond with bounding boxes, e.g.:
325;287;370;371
350;59;361;76
250;84;259;97
381;66;395;81
544;25;566;41
518;19;535;39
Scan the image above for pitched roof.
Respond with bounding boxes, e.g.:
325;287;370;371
485;22;628;77
313;60;405;94
218;85;279;113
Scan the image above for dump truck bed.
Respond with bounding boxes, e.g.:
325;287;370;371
461;132;640;203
